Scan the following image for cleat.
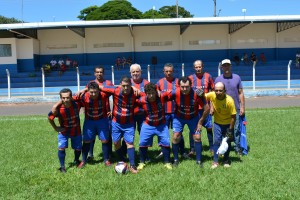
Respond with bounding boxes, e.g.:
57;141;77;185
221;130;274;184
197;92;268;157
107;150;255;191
59;167;66;173
129;165;138;174
104;160;111;167
73;160;81;167
87;155;94;162
77;161;86;169
223;162;231;168
196;161;204;168
181;152;191;160
137;163;146;170
211;162;219;169
155;152;163;160
173;160;179;167
164;163;172;170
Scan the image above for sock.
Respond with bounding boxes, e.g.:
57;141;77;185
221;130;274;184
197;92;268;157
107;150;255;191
74;150;81;162
179;137;185;155
108;135;113;156
89;140;95;156
102;142;109;161
82;142;90;162
172;143;179;161
127;147;135;166
58;150;66;168
194;141;203;162
207;130;214;150
189;132;195;151
213;143;220;163
139;147;148;163
161;146;171;163
121;140;127;157
116;148;125;161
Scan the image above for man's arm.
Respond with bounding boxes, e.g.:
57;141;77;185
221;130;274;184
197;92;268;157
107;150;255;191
48;114;65;132
75;87;88;98
196;103;209;132
239;88;245;116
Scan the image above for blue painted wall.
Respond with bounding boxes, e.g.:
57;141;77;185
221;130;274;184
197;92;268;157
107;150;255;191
17;59;35;72
0;64;17;74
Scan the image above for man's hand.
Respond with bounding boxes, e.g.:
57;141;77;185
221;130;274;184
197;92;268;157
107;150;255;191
195;88;204;97
55;127;65;133
226;128;234;141
210;104;215;116
132;86;141;96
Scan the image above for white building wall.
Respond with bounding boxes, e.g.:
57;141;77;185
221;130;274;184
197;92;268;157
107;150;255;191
0;38;17;64
16;39;33;59
277;25;300;48
33;39;40;54
134;26;180;52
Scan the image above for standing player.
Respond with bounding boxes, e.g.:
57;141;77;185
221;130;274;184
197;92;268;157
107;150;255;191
170;76;209;167
48;88;82;173
77;66;114;161
156;63;188;159
215;59;245;156
206;82;236;168
136;83;172;170
189;60;215;155
99;76;140;174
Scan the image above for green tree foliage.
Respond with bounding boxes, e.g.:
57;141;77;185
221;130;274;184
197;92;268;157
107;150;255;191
0;15;22;24
142;10;168;19
77;5;98;20
159;6;194;18
78;0;142;20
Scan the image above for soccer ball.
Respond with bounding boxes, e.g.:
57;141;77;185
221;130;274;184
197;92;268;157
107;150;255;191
114;161;128;175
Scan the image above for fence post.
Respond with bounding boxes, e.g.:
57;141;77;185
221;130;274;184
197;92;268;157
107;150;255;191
218;62;221;76
6;69;11;99
76;67;80;92
111;65;115;85
147;64;150;82
181;63;184;76
253;61;256;90
41;67;45;97
287;60;292;89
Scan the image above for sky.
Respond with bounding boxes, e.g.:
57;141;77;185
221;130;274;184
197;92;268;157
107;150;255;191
0;0;300;23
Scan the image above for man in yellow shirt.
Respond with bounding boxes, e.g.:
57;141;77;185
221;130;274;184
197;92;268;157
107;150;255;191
205;82;236;169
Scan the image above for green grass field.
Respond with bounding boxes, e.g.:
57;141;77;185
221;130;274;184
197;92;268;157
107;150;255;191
0;107;299;199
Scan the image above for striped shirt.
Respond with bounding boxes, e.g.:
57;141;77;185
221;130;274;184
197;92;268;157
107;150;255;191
156;77;178;114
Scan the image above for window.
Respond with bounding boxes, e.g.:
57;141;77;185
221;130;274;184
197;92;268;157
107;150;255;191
0;44;12;57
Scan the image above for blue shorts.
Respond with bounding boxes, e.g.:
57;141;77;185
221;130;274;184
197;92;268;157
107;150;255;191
172;115;200;135
58;133;82;150
198;109;212;129
165;113;174;129
83;118;110;142
139;123;170;147
111;121;135;144
213;123;230;144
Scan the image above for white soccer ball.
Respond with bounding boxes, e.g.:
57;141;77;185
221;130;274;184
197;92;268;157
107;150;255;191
114;161;128;175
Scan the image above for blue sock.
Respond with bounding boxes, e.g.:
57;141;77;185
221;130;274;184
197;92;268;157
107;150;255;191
139;147;148;163
189;132;195;150
82;143;90;162
102;143;109;161
108;135;113;156
74;150;81;162
58;150;66;167
116;148;125;161
213;143;220;162
172;143;179;161
161;146;171;163
194;141;203;162
121;140;127;157
207;131;214;150
127;147;135;166
89;140;95;156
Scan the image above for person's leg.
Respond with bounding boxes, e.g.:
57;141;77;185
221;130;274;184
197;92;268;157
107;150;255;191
234;110;241;155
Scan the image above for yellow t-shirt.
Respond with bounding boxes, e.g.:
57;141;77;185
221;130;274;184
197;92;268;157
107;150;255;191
205;92;236;125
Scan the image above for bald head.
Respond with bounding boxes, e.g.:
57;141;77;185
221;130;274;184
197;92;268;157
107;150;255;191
215;82;225;91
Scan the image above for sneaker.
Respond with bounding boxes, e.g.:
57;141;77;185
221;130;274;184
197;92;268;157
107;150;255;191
155;152;163;160
164;163;172;170
211;162;219;169
77;161;86;169
87;155;94;162
196;161;203;168
137;163;146;170
181;152;191;160
104;160;111;167
224;163;231;168
73;160;81;167
129;165;138;174
173;160;179;167
59;167;66;173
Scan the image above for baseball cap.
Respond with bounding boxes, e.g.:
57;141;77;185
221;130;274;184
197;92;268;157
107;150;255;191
221;59;231;65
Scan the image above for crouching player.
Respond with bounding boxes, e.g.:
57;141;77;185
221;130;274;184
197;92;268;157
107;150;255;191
48;88;82;173
136;83;172;171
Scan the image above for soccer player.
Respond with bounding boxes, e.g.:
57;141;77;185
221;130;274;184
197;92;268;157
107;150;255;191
156;63;188;159
99;76;140;174
170;76;209;167
215;59;245;156
205;82;236;168
77;66;114;162
48;88;82;173
136;83;172;170
189;60;215;155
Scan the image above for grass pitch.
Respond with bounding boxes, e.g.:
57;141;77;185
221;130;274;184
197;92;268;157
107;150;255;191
0;107;299;199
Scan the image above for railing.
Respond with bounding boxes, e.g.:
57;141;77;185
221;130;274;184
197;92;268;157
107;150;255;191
1;60;298;98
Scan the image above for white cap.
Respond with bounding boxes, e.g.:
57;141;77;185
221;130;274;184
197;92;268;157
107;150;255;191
221;59;231;65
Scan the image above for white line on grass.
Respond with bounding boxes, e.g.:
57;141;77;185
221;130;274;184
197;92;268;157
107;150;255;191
0;117;46;121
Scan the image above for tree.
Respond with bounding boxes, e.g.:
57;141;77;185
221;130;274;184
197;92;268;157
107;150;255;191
142;10;167;19
78;0;142;20
159;6;194;18
0;15;22;24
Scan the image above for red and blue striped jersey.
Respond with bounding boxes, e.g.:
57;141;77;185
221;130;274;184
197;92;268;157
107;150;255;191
167;88;207;120
137;95;166;126
189;73;214;93
48;101;81;136
101;86;138;124
156;77;178;114
73;92;110;120
131;78;149;115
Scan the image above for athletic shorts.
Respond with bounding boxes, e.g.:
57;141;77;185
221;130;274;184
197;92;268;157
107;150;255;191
139;123;170;147
213;123;230;144
58;133;82;150
83;118;110;142
165;113;174;129
172;115;200;135
198;109;212;129
111;121;135;144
